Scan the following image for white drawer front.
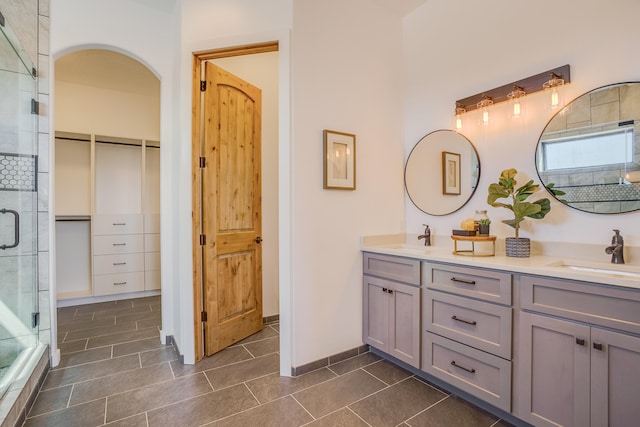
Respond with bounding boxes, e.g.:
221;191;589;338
93;272;145;296
145;251;160;271
94;234;143;255
93;214;143;235
145;270;161;291
422;332;511;412
425;290;512;359
144;233;160;252
144;213;160;233
93;253;144;275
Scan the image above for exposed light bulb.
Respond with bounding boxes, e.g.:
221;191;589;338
482;107;489;125
455;115;463;131
550;88;560;109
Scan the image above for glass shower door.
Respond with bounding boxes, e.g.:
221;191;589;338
0;13;39;398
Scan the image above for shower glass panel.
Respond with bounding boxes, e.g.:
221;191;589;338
0;13;39;399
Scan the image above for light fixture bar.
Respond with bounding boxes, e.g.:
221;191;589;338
455;64;570;113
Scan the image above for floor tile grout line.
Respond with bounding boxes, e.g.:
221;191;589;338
202;370;215;391
290;393;317;423
66;383;74;409
348;406;374;427
403;394;451;425
243;344;257;359
25;395;109;421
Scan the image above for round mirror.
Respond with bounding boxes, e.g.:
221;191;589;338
536;82;640;214
405;130;480;215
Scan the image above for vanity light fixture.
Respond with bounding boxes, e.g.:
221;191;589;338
507;85;526;119
454;103;466;131
543;72;565;110
454;65;570;127
477;96;493;126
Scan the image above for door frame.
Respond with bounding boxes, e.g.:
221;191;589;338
191;41;278;362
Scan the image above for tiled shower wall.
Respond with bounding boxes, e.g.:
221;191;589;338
0;0;50;344
0;0;50;426
541;84;640;213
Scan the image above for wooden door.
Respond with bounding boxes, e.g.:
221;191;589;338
518;312;590;427
201;62;263;355
591;328;640;427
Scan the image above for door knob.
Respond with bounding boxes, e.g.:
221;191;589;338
255;236;263;244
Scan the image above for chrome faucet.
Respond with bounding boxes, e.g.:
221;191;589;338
418;224;431;246
605;229;625;264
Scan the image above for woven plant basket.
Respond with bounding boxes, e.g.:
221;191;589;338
505;237;530;258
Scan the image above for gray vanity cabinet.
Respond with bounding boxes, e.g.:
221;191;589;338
363;253;421;368
421;262;513;412
518;275;640;427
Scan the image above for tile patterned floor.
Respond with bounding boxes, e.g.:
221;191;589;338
24;296;514;426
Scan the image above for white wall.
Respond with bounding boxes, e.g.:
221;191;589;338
403;0;640;249
290;0;406;366
55;81;160;139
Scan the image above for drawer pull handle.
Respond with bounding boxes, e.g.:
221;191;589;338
593;342;604;351
450;277;476;285
113;222;126;226
113;281;127;286
452;315;477;326
113;243;127;246
450;360;475;374
576;338;585;346
113;262;127;266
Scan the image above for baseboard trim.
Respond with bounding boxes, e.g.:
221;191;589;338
291;344;370;377
164;335;184;365
263;314;279;325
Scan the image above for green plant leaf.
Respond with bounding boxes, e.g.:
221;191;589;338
502;218;522;229
513;201;541;221
487;183;510;205
527;198;551;219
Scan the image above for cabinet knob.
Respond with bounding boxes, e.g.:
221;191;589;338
576;338;585;346
593;342;604;351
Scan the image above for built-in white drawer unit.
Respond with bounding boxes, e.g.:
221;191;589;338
93;253;144;275
93;214;143;235
145;270;161;291
423;332;511;412
93;234;144;255
144;252;160;272
93;272;145;296
424;290;512;359
144;233;160;252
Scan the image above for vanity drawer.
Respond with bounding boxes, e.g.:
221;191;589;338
93;214;143;235
93;253;144;275
422;332;511;412
423;262;512;305
424;290;512;359
94;234;143;255
363;252;420;285
93;272;145;296
521;275;640;335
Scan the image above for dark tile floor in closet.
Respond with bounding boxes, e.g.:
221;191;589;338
23;296;513;426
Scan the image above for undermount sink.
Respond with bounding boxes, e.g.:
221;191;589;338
547;260;640;279
380;244;429;254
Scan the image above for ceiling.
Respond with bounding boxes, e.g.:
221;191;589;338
55;49;160;97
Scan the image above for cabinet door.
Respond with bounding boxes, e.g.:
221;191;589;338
591;328;640;427
518;312;590;427
363;276;389;350
388;282;420;368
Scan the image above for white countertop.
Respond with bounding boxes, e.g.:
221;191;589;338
361;234;640;290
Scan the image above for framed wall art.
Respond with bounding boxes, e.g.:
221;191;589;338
442;151;461;195
323;130;356;190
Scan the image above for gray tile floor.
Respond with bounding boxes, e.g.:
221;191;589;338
24;296;513;426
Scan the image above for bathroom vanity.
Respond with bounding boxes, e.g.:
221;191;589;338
361;238;640;427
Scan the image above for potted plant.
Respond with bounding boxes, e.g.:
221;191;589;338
487;168;554;257
478;218;491;235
